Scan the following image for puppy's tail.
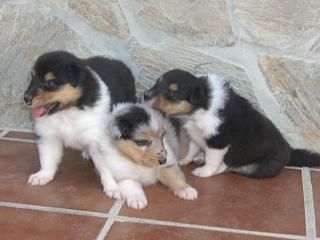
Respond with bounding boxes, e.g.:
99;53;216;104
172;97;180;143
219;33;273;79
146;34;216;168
287;148;320;167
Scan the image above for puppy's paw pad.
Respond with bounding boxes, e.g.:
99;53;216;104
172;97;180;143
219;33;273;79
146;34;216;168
179;158;192;166
28;171;53;186
105;188;122;200
192;166;214;178
127;195;148;210
81;151;90;160
175;186;198;200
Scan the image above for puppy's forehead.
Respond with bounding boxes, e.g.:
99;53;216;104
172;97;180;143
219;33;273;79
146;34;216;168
133;108;165;138
134;126;165;140
34;52;73;75
163;70;195;83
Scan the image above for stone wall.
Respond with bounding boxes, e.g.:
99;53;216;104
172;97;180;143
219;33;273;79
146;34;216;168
1;0;319;151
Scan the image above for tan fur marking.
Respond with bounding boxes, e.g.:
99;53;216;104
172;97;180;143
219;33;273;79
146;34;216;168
158;166;188;192
168;83;178;91
44;72;55;81
152;96;193;117
115;139;159;167
134;131;153;141
134;128;165;140
32;83;82;109
31;69;35;77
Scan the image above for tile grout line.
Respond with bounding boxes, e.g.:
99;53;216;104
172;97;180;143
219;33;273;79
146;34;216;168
0;127;33;133
0;201;317;239
95;200;124;240
116;216;309;240
286;166;320;173
285;166;304;171
0;130;9;138
0;201;108;218
301;167;317;238
0;137;36;144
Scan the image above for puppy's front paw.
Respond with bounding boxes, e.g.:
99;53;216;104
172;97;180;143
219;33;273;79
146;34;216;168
175;186;198;200
192;166;215;178
179;157;192;166
28;171;54;185
104;187;122;200
126;194;148;210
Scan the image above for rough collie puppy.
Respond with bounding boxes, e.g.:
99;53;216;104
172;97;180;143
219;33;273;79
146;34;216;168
100;103;198;209
23;51;135;198
143;69;320;179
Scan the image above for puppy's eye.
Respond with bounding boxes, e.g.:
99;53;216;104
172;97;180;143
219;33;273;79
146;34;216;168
42;81;57;90
134;140;151;147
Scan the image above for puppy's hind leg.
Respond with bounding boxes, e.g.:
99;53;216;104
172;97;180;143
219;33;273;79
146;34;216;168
232;156;286;179
192;146;228;178
119;179;148;210
28;137;63;185
158;166;198;200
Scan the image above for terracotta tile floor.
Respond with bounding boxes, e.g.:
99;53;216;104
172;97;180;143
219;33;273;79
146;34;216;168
0;129;319;240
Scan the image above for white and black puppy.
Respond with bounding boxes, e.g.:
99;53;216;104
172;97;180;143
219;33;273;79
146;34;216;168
23;51;136;198
100;103;198;209
143;69;320;178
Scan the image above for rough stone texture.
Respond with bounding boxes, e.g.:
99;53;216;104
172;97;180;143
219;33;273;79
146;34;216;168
124;0;234;47
0;105;32;129
260;56;320;151
69;0;129;38
0;4;93;128
233;0;320;50
130;40;262;112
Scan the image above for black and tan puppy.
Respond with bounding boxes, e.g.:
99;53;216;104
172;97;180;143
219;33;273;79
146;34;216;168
143;69;320;178
24;51;135;198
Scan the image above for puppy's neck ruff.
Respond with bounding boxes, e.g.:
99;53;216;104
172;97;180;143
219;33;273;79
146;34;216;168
188;73;229;137
206;73;229;116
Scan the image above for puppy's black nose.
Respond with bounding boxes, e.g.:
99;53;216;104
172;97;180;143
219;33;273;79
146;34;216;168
159;158;167;165
24;94;33;105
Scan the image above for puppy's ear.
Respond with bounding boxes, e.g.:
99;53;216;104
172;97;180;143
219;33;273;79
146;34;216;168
189;83;207;107
110;118;132;139
66;63;82;86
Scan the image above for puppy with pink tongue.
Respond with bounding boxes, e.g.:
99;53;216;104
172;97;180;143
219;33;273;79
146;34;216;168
24;51;136;199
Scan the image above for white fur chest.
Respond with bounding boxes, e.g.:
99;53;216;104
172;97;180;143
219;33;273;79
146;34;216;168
184;109;221;147
184;119;206;149
185;73;228;143
35;106;106;150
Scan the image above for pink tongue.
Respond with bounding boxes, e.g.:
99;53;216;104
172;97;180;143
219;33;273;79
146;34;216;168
32;106;46;118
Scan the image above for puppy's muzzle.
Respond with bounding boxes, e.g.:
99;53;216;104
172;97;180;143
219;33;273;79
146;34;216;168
157;151;167;165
